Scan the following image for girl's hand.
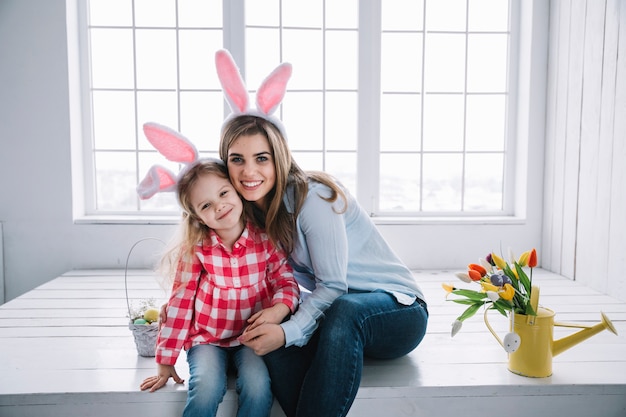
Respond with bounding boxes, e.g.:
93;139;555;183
239;322;286;356
246;303;290;332
140;364;184;392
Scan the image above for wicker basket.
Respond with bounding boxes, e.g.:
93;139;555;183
124;237;165;358
129;321;159;357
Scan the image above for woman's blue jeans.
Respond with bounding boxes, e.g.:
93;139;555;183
184;344;273;417
264;291;428;417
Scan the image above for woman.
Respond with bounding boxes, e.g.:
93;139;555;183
220;114;429;417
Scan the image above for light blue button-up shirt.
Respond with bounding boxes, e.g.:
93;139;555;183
280;180;426;347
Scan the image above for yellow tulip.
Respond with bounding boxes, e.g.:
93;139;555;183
491;252;507;269
518;250;531;267
500;283;515;301
480;281;499;293
442;283;455;294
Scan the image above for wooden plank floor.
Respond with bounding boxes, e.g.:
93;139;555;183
0;269;625;417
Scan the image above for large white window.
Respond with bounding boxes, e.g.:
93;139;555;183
76;0;516;219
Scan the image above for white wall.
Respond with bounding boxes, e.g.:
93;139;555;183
543;0;626;301
0;0;548;303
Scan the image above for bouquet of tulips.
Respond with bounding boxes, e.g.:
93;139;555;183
443;248;538;337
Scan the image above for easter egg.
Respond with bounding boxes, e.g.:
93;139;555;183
143;308;160;323
134;318;147;325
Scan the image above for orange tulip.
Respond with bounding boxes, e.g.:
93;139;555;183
468;263;487;276
468;269;482;281
528;248;538;268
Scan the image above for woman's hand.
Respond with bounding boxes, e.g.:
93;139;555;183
140;364;184;392
159;303;168;329
246;303;290;332
239;322;286;356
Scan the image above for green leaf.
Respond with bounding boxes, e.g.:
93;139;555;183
457;302;484;322
451;289;488;300
516;263;532;295
449;299;483;305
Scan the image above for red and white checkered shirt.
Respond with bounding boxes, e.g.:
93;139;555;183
156;221;300;365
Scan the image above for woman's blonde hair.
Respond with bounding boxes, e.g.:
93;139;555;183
158;159;236;284
219;115;346;254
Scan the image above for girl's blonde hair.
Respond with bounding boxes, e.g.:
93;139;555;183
219;115;346;254
158;159;236;284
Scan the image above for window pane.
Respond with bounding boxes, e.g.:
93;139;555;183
381;0;424;31
326;31;358;90
246;29;282;87
380;153;421;212
381;33;422;92
467;34;508;92
423;94;464;151
464;153;504;211
421;153;463;211
425;0;467;31
292;152;323;171
283;0;322;27
282;92;324;150
283;29;324;90
468;0;510;32
465;95;506;151
89;0;132;26
326;92;357;151
326;0;358;29
135;29;178;89
424;33;465;92
178;0;222;27
179;92;225;152
380;94;421;152
136;91;179;150
93;91;136;150
95;152;138;211
246;0;280;26
326;152;356;196
179;30;223;89
134;0;177;27
90;29;135;89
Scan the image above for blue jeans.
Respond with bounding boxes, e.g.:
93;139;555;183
184;344;273;417
264;291;428;417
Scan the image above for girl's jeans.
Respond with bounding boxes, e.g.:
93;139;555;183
183;344;273;417
264;291;428;417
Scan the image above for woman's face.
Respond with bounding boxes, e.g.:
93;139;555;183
226;133;276;210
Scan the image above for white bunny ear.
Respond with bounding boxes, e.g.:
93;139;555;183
143;122;198;164
215;49;249;113
256;62;292;115
137;165;178;200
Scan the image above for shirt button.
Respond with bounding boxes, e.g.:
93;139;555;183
230;258;238;266
233;278;241;287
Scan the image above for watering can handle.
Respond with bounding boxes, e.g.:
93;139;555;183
483;308;504;349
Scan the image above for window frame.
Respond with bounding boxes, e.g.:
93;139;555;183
70;0;541;226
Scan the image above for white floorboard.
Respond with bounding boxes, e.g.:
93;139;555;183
0;269;625;417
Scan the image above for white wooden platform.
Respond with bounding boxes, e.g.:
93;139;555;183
0;269;625;417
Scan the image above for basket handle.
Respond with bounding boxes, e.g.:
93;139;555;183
124;237;166;321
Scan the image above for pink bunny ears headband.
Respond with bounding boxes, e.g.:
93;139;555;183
136;122;223;200
137;49;292;200
215;49;292;138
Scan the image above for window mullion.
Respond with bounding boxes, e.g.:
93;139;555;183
357;0;381;215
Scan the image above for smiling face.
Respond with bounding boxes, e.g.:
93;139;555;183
226;133;277;210
188;172;244;237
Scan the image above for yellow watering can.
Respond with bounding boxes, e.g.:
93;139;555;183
484;285;618;377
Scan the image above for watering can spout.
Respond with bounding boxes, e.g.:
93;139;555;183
552;312;618;357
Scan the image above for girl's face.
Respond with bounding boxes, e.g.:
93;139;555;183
188;173;243;236
226;133;277;210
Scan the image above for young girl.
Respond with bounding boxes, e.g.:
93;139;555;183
214;50;428;417
137;125;300;417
